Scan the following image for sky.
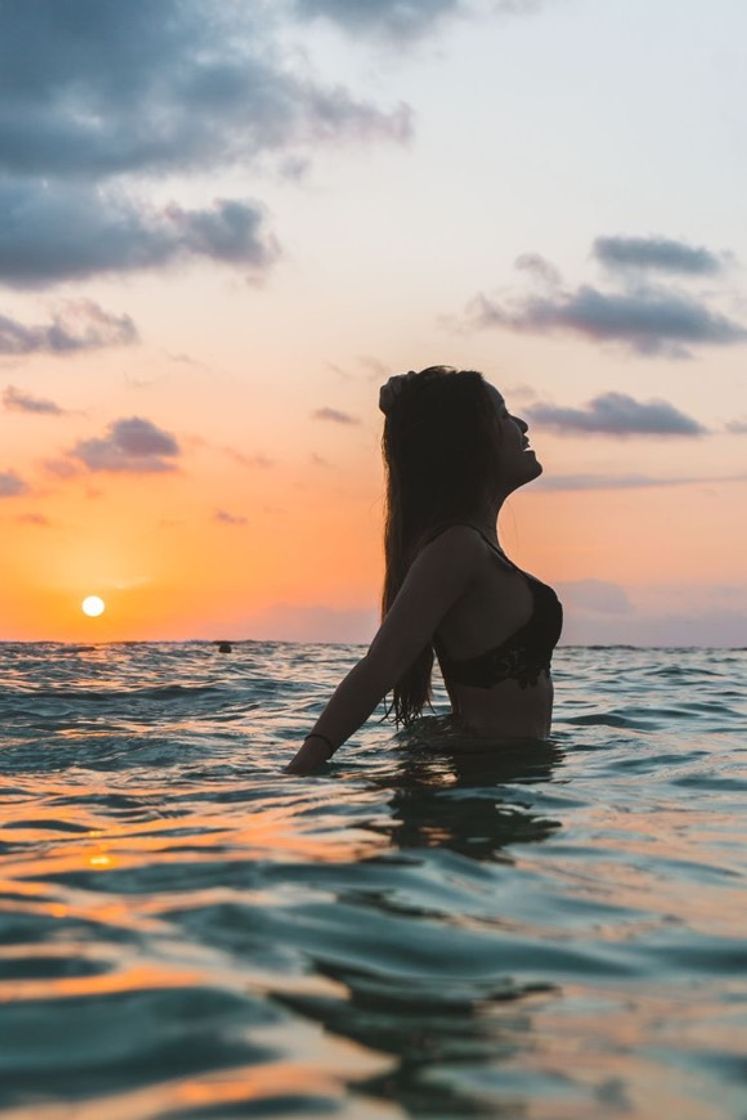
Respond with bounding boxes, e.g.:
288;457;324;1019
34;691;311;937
1;0;745;645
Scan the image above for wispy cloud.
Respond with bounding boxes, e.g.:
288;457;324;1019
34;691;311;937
0;300;136;353
326;361;355;382
514;252;562;286
593;235;728;276
312;406;360;424
0;471;28;497
70;417;181;473
726;418;747;434
16;512;51;527
42;458;79;480
214;509;248;526
359;355;391;382
3;385;65;416
527;392;707;437
166;352;210;371
237;600;378;643
535;471;747;492
556;579;633;614
561;600;747;648
223;448;275;469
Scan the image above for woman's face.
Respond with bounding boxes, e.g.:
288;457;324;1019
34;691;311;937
486;384;542;491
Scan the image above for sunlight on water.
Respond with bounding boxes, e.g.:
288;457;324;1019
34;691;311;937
0;641;745;1118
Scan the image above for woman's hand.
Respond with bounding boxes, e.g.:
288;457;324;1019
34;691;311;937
284;737;333;775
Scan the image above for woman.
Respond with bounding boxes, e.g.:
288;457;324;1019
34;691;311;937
286;365;562;775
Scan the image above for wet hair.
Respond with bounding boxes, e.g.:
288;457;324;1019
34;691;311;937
380;366;502;727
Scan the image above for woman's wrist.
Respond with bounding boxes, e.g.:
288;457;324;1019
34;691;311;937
303;732;336;759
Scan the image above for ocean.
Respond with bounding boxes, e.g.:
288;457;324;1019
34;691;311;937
0;641;745;1119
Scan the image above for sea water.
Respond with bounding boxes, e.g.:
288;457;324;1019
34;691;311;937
0;641;745;1119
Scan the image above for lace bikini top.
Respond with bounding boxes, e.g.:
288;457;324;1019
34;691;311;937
428;524;563;690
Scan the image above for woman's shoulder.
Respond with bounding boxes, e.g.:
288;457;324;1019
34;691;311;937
412;523;490;575
418;521;484;552
423;517;492;548
417;522;519;582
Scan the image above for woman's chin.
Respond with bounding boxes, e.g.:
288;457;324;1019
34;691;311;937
524;451;543;479
504;456;542;495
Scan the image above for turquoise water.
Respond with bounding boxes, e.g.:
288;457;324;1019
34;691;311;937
0;641;745;1119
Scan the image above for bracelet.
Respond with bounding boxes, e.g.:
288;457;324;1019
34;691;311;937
304;732;336;758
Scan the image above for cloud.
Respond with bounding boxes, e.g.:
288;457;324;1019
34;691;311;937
214;509;248;526
561;605;747;648
0;1;417;289
163;199;281;267
223;448;275;469
0;184;280;288
0;2;544;291
557;581;747;646
292;0;463;39
312;406;360;424
292;0;542;41
166;352;204;369
3;385;65;415
70;416;180;473
515;252;562;287
557;580;632;614
239;601;378;643
42;457;79;480
593;235;727;276
0;471;28;497
535;471;747;492
469;283;747;359
0;2;410;183
726;418;747;434
0;3;544;292
16;512;51;527
326;361;355;382
465;237;747;358
528;392;707;437
0;299;136;353
359;355;391;382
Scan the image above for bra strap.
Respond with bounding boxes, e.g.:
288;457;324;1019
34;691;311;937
462;524;517;571
422;521;518;572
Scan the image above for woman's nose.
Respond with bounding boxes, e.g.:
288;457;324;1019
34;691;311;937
516;416;528;433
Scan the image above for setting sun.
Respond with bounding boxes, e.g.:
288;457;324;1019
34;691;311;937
82;596;106;618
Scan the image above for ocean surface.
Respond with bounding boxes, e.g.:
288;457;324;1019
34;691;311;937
0;642;745;1120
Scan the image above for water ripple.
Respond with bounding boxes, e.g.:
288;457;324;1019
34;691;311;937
0;642;745;1118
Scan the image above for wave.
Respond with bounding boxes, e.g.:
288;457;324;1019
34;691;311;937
0;683;224;703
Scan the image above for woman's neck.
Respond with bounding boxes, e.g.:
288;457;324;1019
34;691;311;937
463;499;504;547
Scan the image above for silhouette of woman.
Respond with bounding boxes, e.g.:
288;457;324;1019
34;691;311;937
286;366;562;775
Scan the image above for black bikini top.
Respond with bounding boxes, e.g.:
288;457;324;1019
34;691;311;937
428;523;563;690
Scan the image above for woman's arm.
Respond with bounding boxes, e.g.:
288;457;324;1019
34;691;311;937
284;525;482;774
284;656;394;773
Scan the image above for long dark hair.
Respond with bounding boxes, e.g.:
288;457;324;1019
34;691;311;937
380;366;503;727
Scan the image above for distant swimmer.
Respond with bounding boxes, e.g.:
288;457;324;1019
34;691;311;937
286;365;563;775
217;641;232;653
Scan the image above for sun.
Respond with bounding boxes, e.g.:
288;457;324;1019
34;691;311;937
82;595;106;618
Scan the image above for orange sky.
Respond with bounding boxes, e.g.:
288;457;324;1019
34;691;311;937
1;1;746;644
